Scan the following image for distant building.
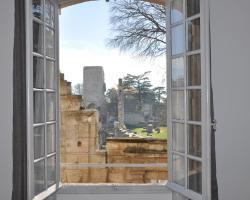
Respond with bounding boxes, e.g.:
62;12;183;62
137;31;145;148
124;93;153;126
83;66;106;109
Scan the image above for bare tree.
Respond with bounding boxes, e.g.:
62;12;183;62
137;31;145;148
107;0;166;58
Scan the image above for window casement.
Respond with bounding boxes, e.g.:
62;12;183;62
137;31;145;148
166;0;211;200
26;0;60;199
24;0;212;199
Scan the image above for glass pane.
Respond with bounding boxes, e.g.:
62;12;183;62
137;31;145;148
172;57;184;88
33;21;43;54
33;56;44;89
188;90;201;121
34;92;45;124
34;126;45;159
47;156;56;187
45;0;55;27
187;0;200;17
46;26;55;58
32;0;43;19
171;24;185;55
188;124;202;157
34;160;45;195
173;123;185;153
171;0;183;24
188;159;202;194
46;92;56;121
173;154;185;186
187;54;201;86
187;18;200;51
47;124;56;154
172;90;184;120
46;60;55;89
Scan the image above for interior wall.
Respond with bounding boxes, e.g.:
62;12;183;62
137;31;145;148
210;1;250;199
0;0;14;199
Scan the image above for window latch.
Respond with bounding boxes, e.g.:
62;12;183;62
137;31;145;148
211;119;217;131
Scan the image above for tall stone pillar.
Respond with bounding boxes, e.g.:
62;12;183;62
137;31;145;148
117;78;125;128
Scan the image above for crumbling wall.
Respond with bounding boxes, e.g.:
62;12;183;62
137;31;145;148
60;73;107;183
106;138;168;183
60;73;167;184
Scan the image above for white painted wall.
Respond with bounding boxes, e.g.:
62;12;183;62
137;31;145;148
210;1;250;199
0;0;14;199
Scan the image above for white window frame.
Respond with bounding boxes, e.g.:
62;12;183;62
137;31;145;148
166;0;211;200
26;0;60;199
25;0;213;199
25;0;171;198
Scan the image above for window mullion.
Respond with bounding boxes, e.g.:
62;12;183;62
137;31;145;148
42;0;49;191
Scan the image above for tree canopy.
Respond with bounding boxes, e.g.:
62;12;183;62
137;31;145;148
108;0;166;58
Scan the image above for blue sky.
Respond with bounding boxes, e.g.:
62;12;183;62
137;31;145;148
59;1;166;89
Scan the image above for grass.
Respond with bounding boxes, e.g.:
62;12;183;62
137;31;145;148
132;127;167;139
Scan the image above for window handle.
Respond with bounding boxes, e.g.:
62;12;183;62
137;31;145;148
211;119;217;131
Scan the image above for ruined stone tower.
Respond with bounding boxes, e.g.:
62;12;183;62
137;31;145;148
83;66;106;108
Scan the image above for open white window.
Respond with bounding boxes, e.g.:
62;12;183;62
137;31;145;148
167;0;211;199
24;0;211;199
26;0;60;199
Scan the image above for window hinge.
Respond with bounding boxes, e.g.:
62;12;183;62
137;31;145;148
211;119;217;131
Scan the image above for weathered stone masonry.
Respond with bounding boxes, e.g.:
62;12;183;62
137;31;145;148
60;73;168;183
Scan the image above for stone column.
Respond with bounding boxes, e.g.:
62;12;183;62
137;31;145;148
117;78;125;128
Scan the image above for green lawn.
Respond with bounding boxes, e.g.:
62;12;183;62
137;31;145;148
132;127;167;139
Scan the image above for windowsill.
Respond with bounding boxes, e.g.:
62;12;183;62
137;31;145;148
45;183;172;199
57;183;171;194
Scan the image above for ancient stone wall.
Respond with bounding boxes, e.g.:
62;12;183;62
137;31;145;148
60;73;167;184
60;73;106;183
106;138;168;183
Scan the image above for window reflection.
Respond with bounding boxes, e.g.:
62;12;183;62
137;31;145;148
172;90;185;120
47;156;56;187
46;92;56;121
34;160;45;195
32;0;43;19
46;60;55;89
33;56;44;89
173;154;185;186
187;18;200;51
188;159;202;193
46;27;55;58
45;0;55;27
34;126;45;159
172;24;185;55
172;57;184;88
188;124;201;157
187;54;201;86
188;90;201;121
171;0;184;24
173;123;185;153
187;0;200;17
47;124;56;154
33;21;43;55
34;92;45;124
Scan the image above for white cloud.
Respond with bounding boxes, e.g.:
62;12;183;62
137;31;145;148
60;46;166;90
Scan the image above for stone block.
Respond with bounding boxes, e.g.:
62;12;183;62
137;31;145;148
89;168;108;183
64;169;89;183
108;155;133;164
89;154;106;163
63;153;89;163
78;123;89;138
108;168;126;183
65;139;89;153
